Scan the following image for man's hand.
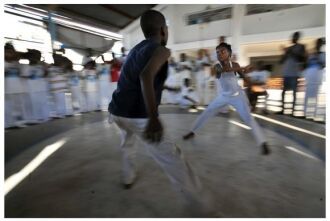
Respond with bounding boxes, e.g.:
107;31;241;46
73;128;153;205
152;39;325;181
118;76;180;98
244;65;254;73
143;117;163;143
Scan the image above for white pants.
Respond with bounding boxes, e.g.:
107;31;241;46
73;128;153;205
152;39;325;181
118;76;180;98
216;80;230;113
196;70;209;106
21;93;35;123
5;93;27;127
30;91;50;122
304;83;321;118
85;91;98;112
111;114;209;203
99;80;110;110
71;86;82;112
53;92;66;117
191;90;266;146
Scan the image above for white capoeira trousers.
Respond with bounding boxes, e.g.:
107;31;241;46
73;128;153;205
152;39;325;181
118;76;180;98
191;90;266;146
110;114;209;202
53;92;67;117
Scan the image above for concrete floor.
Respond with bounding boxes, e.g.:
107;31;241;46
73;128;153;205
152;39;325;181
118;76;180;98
5;111;325;218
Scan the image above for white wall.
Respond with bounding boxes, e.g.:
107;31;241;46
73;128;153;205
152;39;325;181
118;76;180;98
172;4;232;44
121;4;325;63
242;4;325;35
120;4;173;50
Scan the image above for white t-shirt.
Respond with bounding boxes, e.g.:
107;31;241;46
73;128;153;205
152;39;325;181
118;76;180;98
216;61;241;96
83;69;98;92
5;62;26;94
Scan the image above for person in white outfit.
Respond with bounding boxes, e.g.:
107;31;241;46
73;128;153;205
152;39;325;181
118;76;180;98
67;61;85;113
178;53;192;85
178;78;199;109
82;59;99;112
23;50;51;123
303;38;326;119
108;10;215;216
49;55;70;118
162;57;181;104
195;49;211;106
183;42;270;155
5;43;27;128
97;61;111;110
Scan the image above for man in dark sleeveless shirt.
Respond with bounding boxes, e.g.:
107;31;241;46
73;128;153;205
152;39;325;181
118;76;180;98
108;10;215;216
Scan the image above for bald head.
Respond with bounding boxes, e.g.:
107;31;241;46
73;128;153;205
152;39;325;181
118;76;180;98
140;10;166;38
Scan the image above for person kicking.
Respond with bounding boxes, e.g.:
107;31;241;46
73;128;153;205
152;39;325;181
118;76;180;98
183;42;270;155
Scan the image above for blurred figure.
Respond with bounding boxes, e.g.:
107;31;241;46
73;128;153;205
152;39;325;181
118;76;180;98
82;58;99;112
49;54;70;118
178;53;192;85
97;58;111;110
280;31;307;115
178;78;199;109
108;10;215;216
108;52;121;103
119;47;127;64
303;38;326;119
195;49;211;105
22;49;51;123
68;61;85;113
5;43;26;128
162;57;181;104
204;65;217;105
183;42;270;155
246;61;270;113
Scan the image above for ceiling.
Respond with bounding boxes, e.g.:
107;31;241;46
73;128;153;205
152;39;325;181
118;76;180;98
16;4;156;33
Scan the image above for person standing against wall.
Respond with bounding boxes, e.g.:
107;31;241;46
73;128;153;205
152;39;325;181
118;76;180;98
279;31;307;115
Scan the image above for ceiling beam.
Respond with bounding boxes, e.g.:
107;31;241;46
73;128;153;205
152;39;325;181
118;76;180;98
25;4;121;31
56;6;122;30
99;4;135;20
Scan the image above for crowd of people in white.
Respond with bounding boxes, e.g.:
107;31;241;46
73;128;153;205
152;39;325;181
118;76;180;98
5;33;326;129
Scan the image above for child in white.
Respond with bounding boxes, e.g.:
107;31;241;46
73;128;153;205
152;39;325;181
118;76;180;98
5;44;27;128
178;78;199;109
183;42;270;155
49;66;69;118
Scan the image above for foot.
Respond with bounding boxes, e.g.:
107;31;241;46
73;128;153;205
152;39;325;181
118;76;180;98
123;183;134;189
122;172;137;190
183;132;195;140
260;142;270;155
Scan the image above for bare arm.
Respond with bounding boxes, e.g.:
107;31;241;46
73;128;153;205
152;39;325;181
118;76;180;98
139;46;170;142
140;46;170;118
232;62;253;86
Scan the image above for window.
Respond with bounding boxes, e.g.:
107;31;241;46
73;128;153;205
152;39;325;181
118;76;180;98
186;7;232;25
246;4;306;15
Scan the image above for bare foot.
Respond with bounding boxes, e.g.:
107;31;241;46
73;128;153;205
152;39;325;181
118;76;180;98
183;132;195;140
